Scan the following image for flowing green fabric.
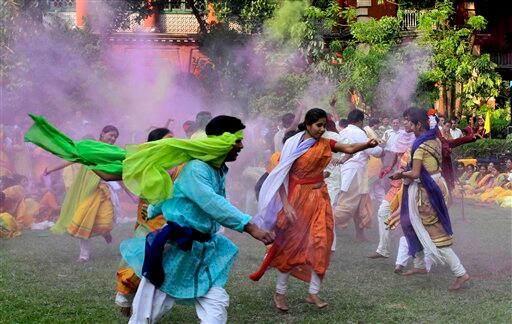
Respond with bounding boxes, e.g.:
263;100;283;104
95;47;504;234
24;114;244;204
123;130;243;204
24;114;126;175
51;166;101;234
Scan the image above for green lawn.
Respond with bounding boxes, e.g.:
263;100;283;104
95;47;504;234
1;203;511;323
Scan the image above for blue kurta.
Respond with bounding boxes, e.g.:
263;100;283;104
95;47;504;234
120;160;251;299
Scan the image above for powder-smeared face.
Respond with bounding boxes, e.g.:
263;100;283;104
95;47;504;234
306;117;326;140
403;117;417;134
402;118;413;133
225;139;243;162
443;122;451;133
506;160;512;170
100;130;118;144
391;118;400;131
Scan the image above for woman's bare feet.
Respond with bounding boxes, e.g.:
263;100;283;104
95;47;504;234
306;294;328;309
120;306;131;317
402;268;427;276
368;252;388;259
274;293;289;312
449;273;470;291
394;265;405;274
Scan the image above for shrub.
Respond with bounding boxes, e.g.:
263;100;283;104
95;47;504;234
453;138;512;159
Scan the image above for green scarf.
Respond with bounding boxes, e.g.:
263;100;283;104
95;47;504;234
24;114;243;203
24;114;126;174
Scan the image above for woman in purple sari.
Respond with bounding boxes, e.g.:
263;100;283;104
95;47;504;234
390;108;470;291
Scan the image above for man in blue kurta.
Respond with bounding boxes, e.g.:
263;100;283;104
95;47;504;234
120;116;274;323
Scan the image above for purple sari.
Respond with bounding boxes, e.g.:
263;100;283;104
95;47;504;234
400;128;453;257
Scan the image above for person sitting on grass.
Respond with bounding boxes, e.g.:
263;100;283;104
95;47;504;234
0;191;21;238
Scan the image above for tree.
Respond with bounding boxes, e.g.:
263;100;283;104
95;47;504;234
335;14;402;113
416;0;502;117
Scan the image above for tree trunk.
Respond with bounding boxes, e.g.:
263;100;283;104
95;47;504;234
442;85;449;117
449;83;456;119
186;0;208;34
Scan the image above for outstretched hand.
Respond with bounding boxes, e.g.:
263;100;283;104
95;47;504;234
245;223;275;245
367;138;379;148
389;171;403;181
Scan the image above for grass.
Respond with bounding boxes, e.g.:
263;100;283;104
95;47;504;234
1;202;511;323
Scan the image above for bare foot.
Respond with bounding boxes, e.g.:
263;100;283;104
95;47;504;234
103;233;113;244
120;306;131;317
368;252;388;259
402;268;427;276
394;265;405;274
449;273;470;291
76;257;89;263
306;294;328;309
274;293;289;312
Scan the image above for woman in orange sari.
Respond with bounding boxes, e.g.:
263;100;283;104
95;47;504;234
251;108;378;310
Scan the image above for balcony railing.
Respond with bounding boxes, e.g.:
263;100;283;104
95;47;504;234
47;0;75;11
400;9;420;31
490;52;512;68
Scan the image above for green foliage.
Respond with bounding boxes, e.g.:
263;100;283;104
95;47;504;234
350;16;401;45
453;138;512;158
263;0;308;47
213;0;278;34
249;72;309;118
336;15;402;110
416;0;502;117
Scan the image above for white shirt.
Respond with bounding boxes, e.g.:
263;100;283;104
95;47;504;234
450;128;463;139
323;131;346;201
384;129;406;153
273;127;285;152
338;125;383;193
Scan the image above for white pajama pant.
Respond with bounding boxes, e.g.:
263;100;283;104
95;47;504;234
395;236;411;267
129;278;229;324
375;200;391;257
395;236;466;277
275;270;322;295
78;239;91;260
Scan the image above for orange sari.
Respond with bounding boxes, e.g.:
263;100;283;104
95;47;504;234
268;138;335;282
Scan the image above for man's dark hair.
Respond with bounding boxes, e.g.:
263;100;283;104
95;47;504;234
195;111;213;130
368;118;380;127
205;115;246;136
281;113;295;128
147;128;171;142
101;125;119;136
339;119;349;128
347;109;365;124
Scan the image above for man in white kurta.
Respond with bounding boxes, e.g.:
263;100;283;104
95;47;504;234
333;110;383;241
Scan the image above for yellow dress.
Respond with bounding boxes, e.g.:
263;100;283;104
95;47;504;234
413;139;452;248
0;212;21;238
67;183;114;239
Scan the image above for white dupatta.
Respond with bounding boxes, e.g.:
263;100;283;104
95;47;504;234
253;131;316;230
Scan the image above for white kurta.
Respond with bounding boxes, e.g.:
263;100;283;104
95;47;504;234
338;125;383;194
322;130;346;202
